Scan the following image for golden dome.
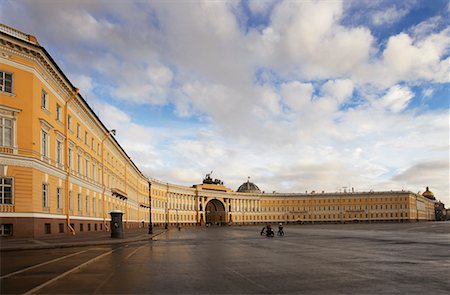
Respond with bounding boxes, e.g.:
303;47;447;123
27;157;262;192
422;187;435;200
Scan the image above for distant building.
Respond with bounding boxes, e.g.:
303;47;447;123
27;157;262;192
0;23;438;238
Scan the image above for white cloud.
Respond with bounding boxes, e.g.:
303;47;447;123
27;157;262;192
371;7;408;26
321;79;354;104
280;81;313;112
377;85;414;113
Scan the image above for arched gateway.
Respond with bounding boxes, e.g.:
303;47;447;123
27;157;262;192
205;199;226;225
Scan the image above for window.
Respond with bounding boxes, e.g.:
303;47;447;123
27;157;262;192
44;223;51;234
91;138;94;150
86;195;89;213
59;223;64;233
84;131;88;145
80;223;83;231
0;223;13;237
69;191;73;210
68;115;72;130
42;183;49;207
57;187;62;209
85;159;89;178
77;154;82;174
0;177;13;205
78;193;82;212
0;71;13;93
41;89;48;109
0;117;13;147
97;143;100;154
92;163;96;181
76;124;81;138
88;223;91;231
41;130;49;157
68;148;73;169
56;104;62;121
56;140;63;165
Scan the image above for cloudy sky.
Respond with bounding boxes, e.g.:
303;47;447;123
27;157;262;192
2;0;449;205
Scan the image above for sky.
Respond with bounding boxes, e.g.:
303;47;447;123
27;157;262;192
1;0;449;206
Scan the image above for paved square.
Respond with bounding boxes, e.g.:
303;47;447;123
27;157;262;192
3;222;449;294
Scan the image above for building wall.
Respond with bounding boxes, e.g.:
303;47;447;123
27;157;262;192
151;184;435;227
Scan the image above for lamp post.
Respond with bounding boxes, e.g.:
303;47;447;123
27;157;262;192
148;181;153;234
101;129;116;231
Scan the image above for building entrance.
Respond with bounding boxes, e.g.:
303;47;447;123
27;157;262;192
205;199;226;225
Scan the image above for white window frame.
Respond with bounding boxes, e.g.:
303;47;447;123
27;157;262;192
41;130;49;158
68;115;72;131
68;148;73;170
92;163;96;182
69;190;73;210
56;103;62;122
0;71;13;93
77;154;82;175
42;183;49;208
0;117;14;147
56;139;63;165
85;159;90;178
41;89;49;110
57;187;62;209
0;177;13;205
78;193;82;212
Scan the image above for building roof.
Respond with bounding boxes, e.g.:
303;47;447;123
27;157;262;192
237;180;261;193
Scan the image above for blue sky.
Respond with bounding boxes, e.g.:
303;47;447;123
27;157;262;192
1;0;449;205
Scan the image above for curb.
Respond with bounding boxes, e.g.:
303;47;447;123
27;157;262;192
0;230;167;252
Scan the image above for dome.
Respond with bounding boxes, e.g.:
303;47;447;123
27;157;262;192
237;180;261;193
422;187;435;200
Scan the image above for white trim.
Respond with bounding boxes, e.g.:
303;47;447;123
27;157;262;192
69;215;104;221
0;212;66;219
0;212;108;221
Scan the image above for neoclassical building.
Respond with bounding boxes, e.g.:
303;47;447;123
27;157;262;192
0;24;437;238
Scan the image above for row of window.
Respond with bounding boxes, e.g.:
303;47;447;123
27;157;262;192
265;197;409;204
264;204;407;212
242;212;410;221
44;222;104;234
39;130;124;189
42;183;99;214
1;69;124;173
1;177;135;218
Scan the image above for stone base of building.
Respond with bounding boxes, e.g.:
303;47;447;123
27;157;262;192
0;217;150;239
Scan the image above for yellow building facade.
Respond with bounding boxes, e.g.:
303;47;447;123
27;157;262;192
0;24;150;238
148;177;435;228
0;24;436;238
